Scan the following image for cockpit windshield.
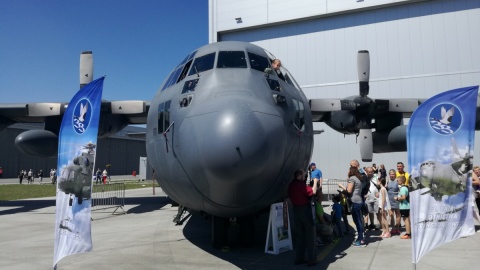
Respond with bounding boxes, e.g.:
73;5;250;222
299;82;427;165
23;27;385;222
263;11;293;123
217;51;247;68
188;52;216;76
248;52;270;72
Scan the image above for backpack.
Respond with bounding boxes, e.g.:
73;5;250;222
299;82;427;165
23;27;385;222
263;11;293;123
360;174;370;197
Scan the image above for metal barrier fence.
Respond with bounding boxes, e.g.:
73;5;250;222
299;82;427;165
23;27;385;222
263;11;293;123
323;179;348;201
91;183;126;215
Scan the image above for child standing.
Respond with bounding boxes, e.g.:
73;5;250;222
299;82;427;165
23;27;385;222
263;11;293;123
378;177;391;238
331;195;344;237
338;189;351;234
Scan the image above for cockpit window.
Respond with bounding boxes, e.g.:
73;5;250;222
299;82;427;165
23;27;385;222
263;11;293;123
182;79;198;94
158;101;171;133
188;53;215;76
248;52;270;72
161;67;183;91
161;51;198;92
275;66;301;91
217;51;247;68
180;50;197;66
292;99;305;132
177;59;193;83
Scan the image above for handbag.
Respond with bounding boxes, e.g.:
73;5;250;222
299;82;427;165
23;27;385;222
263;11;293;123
361;203;369;216
346;198;353;215
318;223;333;236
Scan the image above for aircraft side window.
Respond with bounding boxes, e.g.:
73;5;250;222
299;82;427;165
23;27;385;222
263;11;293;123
265;78;281;92
292;99;305;132
157;101;172;133
282;68;301;91
182;79;198;94
247;52;270;72
188;53;215;76
179;95;193;108
217;51;247;68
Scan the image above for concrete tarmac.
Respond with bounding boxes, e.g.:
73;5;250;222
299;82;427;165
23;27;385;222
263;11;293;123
1;186;479;270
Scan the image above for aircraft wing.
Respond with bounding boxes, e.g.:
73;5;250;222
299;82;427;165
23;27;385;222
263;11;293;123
0;100;149;132
309;98;425;122
0;103;50;128
0;51;152;158
0;100;149;158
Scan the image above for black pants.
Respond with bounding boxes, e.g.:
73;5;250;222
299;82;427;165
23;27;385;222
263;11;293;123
476;197;480;213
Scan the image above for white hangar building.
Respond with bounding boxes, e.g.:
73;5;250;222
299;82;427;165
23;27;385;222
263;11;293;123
208;0;480;179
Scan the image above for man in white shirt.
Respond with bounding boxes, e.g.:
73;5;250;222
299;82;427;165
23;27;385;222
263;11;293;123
364;167;380;230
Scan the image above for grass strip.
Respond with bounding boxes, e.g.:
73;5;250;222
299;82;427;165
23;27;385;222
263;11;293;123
0;181;159;201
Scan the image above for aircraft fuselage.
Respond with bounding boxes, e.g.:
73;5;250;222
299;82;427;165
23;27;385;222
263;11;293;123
146;42;313;218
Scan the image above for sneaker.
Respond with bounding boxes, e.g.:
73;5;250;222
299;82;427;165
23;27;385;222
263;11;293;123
400;234;411;239
390;229;399;235
382;232;391;238
352;241;366;247
367;224;375;230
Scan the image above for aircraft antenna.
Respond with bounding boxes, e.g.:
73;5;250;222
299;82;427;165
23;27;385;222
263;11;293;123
162;122;175;153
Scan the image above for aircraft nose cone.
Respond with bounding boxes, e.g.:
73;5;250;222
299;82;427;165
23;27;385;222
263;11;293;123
181;95;286;208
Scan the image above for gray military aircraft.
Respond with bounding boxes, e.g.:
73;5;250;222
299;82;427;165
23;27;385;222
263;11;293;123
0;41;478;247
411;138;473;200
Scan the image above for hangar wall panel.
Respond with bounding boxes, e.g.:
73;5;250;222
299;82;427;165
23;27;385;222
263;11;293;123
212;0;423;35
213;0;480;179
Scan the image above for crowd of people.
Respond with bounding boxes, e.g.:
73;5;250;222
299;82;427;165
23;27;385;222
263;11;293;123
16;167;112;185
17;169;45;184
286;159;472;266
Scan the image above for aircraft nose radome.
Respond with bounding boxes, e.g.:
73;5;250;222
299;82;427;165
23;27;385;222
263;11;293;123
182;96;286;208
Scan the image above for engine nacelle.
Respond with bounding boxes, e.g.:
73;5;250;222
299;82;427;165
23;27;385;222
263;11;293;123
15;130;58;158
324;111;358;134
372;125;407;153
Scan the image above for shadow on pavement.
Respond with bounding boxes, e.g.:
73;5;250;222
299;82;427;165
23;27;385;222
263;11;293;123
180;209;357;270
0;196;169;216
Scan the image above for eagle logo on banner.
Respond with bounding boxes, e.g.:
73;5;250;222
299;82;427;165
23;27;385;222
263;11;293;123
73;99;92;134
429;104;462;135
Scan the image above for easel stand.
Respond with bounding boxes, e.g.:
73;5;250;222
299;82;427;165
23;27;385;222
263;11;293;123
265;202;293;254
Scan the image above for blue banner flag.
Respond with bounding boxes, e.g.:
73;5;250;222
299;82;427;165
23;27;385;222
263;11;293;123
53;77;104;267
407;86;478;264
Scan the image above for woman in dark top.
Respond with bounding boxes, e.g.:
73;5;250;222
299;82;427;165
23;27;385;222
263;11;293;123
379;164;387;179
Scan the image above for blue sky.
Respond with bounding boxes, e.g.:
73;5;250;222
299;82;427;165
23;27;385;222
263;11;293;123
0;1;209;103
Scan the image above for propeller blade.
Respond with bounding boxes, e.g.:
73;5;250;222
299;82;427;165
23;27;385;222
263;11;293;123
359;129;373;162
357;50;370;96
80;51;93;89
